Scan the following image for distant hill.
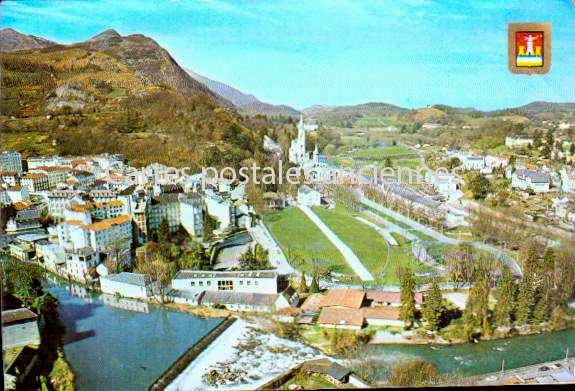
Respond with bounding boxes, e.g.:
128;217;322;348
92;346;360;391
0;28;57;51
186;69;300;117
1;28;260;168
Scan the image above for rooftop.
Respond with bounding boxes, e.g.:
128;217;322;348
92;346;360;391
320;289;365;309
317;307;364;327
174;270;278;280
2;308;38;325
101;272;148;287
200;290;278;306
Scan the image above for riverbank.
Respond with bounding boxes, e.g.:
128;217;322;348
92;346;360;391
166;319;325;390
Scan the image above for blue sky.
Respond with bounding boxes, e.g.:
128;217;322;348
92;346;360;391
2;0;575;110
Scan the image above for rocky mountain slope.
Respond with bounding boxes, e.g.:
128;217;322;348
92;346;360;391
0;29;259;168
0;28;57;51
186;69;300;117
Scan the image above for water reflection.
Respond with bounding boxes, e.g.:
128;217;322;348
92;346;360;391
43;279;224;391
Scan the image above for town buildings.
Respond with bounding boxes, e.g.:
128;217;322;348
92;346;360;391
100;272;153;299
0;151;23;172
511;169;551;193
297;185;322;206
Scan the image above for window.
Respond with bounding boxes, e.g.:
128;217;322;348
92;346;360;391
217;280;233;291
239;280;243;285
199;281;203;286
207;281;211;286
191;281;195;286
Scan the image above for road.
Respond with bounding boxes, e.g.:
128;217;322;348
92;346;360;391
361;196;523;276
297;205;375;281
249;221;296;275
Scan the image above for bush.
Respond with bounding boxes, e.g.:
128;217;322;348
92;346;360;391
388;358;440;387
273;321;300;340
329;329;372;355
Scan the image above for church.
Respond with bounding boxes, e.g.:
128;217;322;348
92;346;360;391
289;115;325;167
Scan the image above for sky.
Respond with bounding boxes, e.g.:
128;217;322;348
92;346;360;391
2;0;575;110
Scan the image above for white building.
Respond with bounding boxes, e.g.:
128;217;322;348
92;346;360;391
29;166;70;189
297;185;321;206
64;247;101;282
424;171;461;197
100;272;153;299
204;190;235;233
560;167;575;193
198;290;291;313
21;173;49;192
289;115;309;165
0;151;23;172
47;190;81;219
27;155;72;170
171;270;287;295
511;169;551;193
505;136;534;148
1;186;29;204
57;215;132;252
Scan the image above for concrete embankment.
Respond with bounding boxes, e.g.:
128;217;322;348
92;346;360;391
148;316;237;391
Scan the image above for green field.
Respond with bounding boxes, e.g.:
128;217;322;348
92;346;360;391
351;145;415;160
312;204;388;278
263;207;352;275
1;132;58;157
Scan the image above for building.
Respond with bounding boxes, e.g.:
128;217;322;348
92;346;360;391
560;167;575;193
171;270;287;295
299;359;353;387
320;288;366;309
317;307;365;329
6;209;41;232
57;215;132;252
68;170;95;187
47;190;82;220
100;272;153;299
27;155;72;170
0;171;20;187
511;169;551;193
361;307;403;326
29;166;70;189
505;136;534;148
366;290;424;307
297;185;321;206
203;190;235;233
198;290;289;312
289;115;309;165
21;173;49;192
0;151;23;172
424;171;461;197
63;247;101;282
0;186;29;204
1;308;40;349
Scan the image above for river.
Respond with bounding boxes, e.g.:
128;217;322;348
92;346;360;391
42;278;575;388
369;329;575;380
43;279;224;391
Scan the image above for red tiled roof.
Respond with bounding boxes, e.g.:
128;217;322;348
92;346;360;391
317;308;364;327
366;290;424;305
362;307;401;320
320;289;365;309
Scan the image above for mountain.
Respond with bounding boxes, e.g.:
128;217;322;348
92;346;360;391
186;69;300;117
0;28;57;51
186;69;259;107
1;28;260;168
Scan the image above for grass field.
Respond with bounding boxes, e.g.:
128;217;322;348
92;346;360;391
312;204;388;278
351;145;415;160
263;207;352;275
1;132;58;157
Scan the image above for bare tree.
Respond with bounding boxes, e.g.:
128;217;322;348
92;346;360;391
136;250;173;304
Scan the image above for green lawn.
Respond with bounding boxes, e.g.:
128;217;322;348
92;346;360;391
263;207;352;275
312;204;388;278
362;204;436;242
351;145;415;160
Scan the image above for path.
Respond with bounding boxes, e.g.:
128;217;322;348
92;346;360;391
297;205;375;281
355;216;398;245
360;197;522;276
249;221;295;275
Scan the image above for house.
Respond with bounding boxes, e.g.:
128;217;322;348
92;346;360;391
1;308;41;349
204;190;235;233
505;136;533;148
68;170;95;186
7;241;35;261
57;215;132;252
297;185;321;207
262;192;287;209
171;270;287;295
100;272;153;299
299;359;353;387
47;190;81;219
366;290;424;307
320;288;366;309
21;173;49;192
317;307;365;329
424;171;461;197
511;169;551;193
198;290;284;312
63;247;101;282
361;307;403;326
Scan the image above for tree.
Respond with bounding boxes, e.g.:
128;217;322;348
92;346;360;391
239;244;271;270
570;143;575;155
203;211;217;240
468;174;492;200
398;267;416;329
136;250;173;304
516;246;538;324
462;275;490;340
309;273;320;293
493;267;515;327
423;279;443;330
384;157;393;168
299;273;308;294
158;217;170;243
